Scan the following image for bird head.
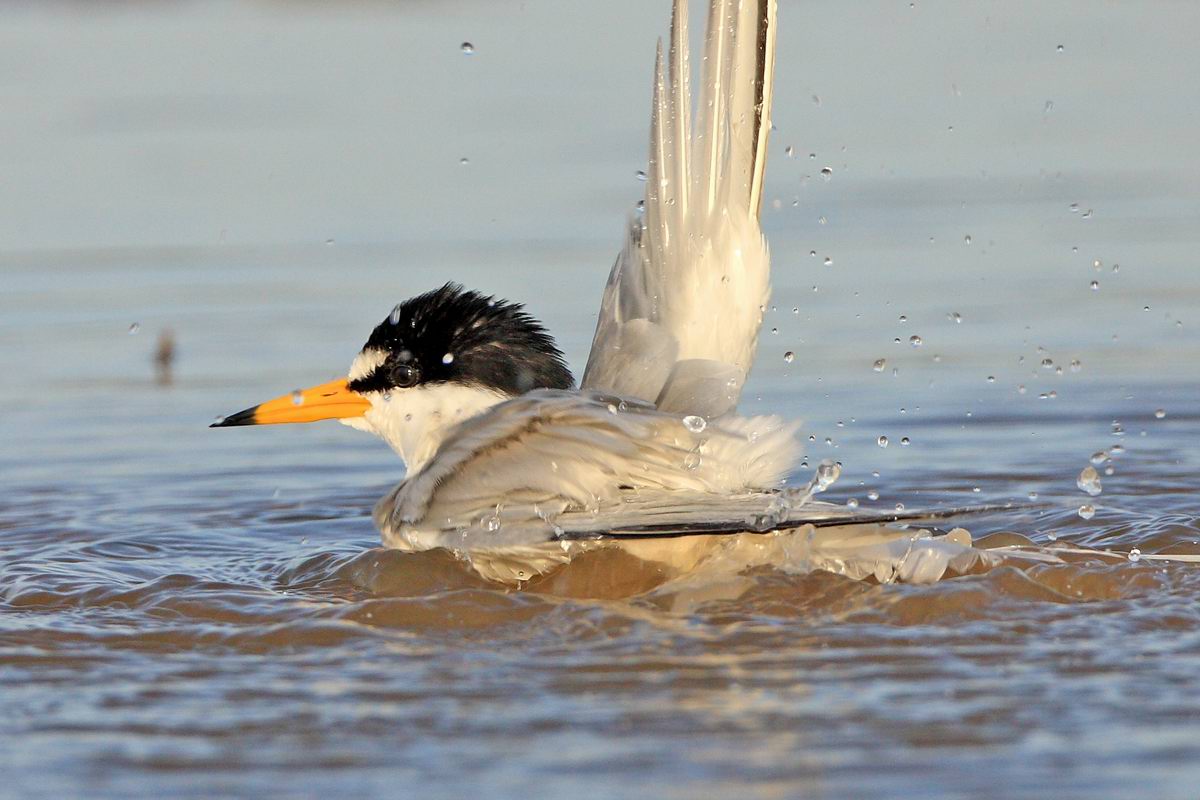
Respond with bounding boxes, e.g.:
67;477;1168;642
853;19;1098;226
212;283;573;471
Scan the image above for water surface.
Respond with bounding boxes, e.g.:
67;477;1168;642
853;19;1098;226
2;1;1199;798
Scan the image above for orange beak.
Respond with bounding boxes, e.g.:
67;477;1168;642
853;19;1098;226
211;378;370;427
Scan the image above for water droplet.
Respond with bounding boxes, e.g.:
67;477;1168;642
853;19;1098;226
964;234;972;245
816;460;841;489
783;351;795;363
290;390;304;406
1128;548;1141;562
1070;359;1082;373
820;167;833;181
823;256;833;266
867;490;880;501
1028;491;1039;500
877;435;889;448
909;335;923;347
1044;100;1054;113
846;498;859;509
1056;44;1065;53
128;323;140;335
460;42;475;54
683;451;702;471
1154;408;1166;419
442;353;455;364
484;515;501;532
459;157;470;166
635;170;647;181
898;315;908;323
1090;450;1108;465
986;375;996;383
873;358;887;372
894;502;906;512
900;437;910;446
682;415;707;433
948;312;962;324
1041;358;1054;370
606;403;618;415
1089;280;1099;291
1076;466;1102;497
1110;443;1125;455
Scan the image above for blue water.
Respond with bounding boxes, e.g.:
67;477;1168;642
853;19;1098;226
2;2;1199;798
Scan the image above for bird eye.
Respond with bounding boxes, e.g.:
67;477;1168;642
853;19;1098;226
390;363;420;388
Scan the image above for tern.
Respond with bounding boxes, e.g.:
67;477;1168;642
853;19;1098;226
214;0;1003;584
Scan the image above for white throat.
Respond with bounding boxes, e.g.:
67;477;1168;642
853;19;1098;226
342;382;508;474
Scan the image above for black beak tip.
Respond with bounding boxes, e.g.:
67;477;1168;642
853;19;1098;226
210;406;259;428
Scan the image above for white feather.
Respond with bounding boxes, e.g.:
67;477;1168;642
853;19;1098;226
343;382;508;473
582;0;778;419
374;389;801;546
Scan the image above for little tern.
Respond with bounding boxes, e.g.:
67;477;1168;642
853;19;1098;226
214;0;1001;584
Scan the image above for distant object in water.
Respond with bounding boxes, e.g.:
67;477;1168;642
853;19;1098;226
154;328;176;385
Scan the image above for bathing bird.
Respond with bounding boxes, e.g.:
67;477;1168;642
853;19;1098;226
214;0;992;584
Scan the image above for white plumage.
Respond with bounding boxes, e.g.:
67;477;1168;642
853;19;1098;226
583;0;776;418
371;389;802;581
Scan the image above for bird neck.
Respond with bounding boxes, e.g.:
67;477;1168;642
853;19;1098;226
345;382;509;474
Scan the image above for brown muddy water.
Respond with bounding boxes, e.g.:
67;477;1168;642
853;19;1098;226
2;1;1199;798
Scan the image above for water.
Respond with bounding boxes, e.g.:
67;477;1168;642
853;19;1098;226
2;1;1200;798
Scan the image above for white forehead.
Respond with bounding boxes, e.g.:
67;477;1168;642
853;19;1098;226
348;348;388;381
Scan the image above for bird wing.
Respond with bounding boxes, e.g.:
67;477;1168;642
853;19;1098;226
373;388;801;549
581;0;778;419
371;388;1053;587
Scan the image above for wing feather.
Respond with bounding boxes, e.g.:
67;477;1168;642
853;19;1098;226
583;0;778;418
374;389;801;550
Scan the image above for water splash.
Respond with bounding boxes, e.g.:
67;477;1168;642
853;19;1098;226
1077;466;1102;497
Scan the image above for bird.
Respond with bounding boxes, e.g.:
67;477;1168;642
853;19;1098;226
213;0;1009;585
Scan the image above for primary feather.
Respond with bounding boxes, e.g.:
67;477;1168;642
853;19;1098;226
582;0;778;419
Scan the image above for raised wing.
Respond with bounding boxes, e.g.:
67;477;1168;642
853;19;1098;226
582;0;778;419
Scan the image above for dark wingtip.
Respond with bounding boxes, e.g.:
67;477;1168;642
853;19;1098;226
210;405;259;428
